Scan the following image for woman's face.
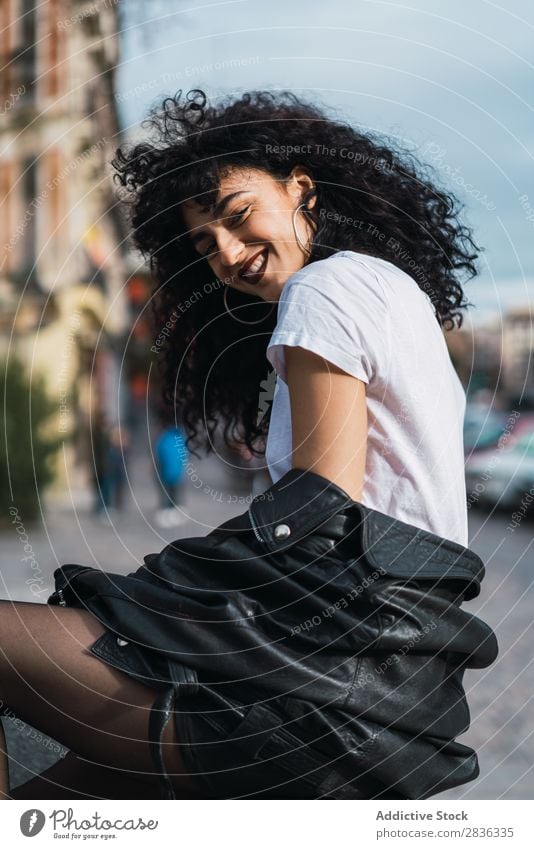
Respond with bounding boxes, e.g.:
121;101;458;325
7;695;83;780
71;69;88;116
180;166;316;302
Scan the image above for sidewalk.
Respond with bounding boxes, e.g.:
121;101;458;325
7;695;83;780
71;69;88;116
1;444;259;602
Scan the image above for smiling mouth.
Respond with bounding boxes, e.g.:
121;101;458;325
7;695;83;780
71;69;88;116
238;248;268;284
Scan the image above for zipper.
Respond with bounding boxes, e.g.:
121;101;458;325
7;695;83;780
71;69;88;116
49;577;70;606
247;507;265;543
49;566;92;607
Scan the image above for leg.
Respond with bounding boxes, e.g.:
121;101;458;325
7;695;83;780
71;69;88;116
0;600;198;799
0;721;9;799
94;475;111;514
160;481;176;509
9;752;185;800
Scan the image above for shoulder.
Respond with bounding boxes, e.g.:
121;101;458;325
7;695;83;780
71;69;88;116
267;252;394;385
277;250;394;316
275;250;393;333
278;249;438;324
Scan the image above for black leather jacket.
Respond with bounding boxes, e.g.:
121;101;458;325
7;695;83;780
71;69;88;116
48;468;498;799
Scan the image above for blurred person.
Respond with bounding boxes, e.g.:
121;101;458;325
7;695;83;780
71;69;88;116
224;438;272;495
91;418;129;522
154;424;188;527
127;372;148;433
0;90;498;801
90;411;112;518
108;423;130;513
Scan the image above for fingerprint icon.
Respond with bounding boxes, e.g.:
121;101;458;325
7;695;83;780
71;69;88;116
20;809;46;837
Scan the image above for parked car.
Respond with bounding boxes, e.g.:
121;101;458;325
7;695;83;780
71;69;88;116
463;405;507;453
465;430;534;512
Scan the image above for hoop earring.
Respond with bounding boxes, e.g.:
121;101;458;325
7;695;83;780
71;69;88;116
293;202;310;255
223;285;275;325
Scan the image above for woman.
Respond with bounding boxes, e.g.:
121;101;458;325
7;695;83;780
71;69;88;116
0;89;497;800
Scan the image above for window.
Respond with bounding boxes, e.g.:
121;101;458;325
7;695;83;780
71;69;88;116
41;0;65;98
20;154;38;274
0;0;14;102
18;0;37;100
0;161;15;274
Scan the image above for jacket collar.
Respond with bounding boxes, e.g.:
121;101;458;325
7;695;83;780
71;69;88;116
249;468;485;600
248;467;353;550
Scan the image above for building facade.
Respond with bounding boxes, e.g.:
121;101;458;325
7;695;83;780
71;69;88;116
0;0;131;501
502;308;534;406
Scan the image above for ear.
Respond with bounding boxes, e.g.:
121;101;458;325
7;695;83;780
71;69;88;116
286;166;317;209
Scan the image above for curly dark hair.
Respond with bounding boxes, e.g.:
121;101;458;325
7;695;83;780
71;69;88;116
111;88;481;457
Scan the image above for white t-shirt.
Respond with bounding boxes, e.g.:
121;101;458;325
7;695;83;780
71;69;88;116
265;250;468;546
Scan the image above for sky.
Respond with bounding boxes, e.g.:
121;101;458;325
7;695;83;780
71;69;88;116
115;0;534;324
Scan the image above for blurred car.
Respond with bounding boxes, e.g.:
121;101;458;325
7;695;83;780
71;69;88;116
465;430;534;512
507;412;534;441
463;405;507;453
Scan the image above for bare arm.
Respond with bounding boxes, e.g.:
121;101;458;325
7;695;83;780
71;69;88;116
284;345;368;501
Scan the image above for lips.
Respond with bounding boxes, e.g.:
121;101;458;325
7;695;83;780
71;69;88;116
238;248;268;284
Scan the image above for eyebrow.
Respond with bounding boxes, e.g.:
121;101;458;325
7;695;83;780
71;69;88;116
189;191;252;247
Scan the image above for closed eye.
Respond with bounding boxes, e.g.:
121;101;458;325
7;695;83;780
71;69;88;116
198;206;251;258
228;206;251;226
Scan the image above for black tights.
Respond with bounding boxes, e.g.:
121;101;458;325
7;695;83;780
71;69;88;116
0;600;198;799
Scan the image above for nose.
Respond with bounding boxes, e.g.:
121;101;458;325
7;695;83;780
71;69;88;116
216;230;245;270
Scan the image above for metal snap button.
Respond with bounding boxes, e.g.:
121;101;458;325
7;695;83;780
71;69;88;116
273;523;291;541
116;637;129;647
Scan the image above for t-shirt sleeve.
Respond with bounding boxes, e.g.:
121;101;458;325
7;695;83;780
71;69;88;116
266;253;390;385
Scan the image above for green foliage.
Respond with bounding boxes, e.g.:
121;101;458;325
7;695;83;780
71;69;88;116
1;358;62;525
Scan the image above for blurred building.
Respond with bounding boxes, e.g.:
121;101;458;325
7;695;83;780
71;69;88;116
445;326;475;389
0;0;131;499
446;308;534;410
502;307;534;406
445;322;503;400
469;320;504;398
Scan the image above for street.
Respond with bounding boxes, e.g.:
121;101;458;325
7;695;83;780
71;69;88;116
435;505;534;800
1;443;532;799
